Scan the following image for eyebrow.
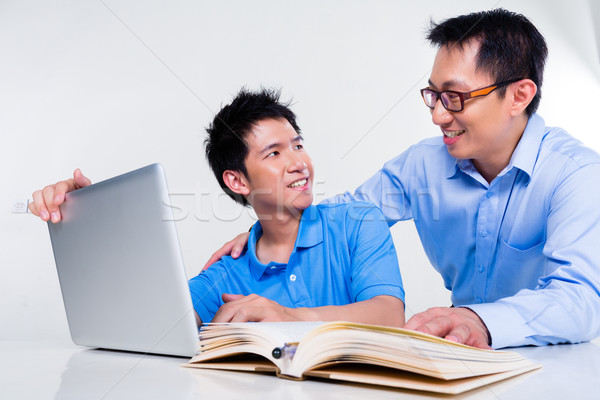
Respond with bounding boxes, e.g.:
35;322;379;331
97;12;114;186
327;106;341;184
428;79;470;91
258;135;303;155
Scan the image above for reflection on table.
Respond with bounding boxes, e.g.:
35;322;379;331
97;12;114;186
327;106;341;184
1;339;598;400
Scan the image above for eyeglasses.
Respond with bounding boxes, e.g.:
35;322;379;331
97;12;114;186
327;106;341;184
420;78;523;112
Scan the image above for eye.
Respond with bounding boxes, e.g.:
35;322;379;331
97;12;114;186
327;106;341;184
294;144;304;150
266;151;279;158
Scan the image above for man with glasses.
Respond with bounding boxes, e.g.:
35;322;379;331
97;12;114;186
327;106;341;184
205;8;600;349
340;8;600;349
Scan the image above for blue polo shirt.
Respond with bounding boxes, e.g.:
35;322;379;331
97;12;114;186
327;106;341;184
188;202;405;323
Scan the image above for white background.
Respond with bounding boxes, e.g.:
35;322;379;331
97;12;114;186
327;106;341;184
2;0;599;341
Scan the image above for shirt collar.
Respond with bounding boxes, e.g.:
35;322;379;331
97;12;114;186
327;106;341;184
506;113;546;181
446;113;546;182
247;204;323;280
446;157;463;179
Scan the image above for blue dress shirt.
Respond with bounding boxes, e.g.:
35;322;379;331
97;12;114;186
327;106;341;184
188;202;405;323
329;114;600;348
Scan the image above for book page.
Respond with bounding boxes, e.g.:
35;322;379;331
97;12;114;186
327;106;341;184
287;322;538;379
240;321;326;344
191;321;328;376
200;321;325;346
304;363;541;395
193;321;539;382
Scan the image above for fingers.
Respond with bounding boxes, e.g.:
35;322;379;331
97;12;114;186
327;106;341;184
41;184;55;215
444;322;470;344
42;184;62;223
41;180;74;223
202;232;251;271
213;304;271;323
202;243;234;271
30;190;45;219
29;168;90;223
212;294;291;323
405;308;492;349
230;306;269;323
221;293;244;303
410;313;455;339
461;331;491;349
231;232;250;258
444;324;491;349
212;294;256;322
52;180;75;211
404;307;443;331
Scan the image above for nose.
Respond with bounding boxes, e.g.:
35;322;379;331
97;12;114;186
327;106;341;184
286;152;308;173
431;98;454;126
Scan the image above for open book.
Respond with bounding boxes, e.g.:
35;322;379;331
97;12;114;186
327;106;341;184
185;321;541;394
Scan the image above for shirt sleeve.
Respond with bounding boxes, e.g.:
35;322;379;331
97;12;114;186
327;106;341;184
343;202;405;304
468;163;600;349
188;264;228;324
323;152;414;226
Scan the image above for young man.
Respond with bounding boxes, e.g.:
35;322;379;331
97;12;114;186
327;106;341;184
209;9;600;349
29;88;406;327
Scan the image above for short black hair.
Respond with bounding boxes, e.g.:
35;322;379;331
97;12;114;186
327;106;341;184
427;8;548;116
204;88;301;206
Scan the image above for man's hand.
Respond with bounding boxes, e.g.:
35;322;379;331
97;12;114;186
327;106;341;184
202;232;250;271
29;168;91;223
211;293;302;323
404;307;492;349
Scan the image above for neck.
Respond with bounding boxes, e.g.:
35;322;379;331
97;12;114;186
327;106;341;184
473;115;529;184
254;208;304;264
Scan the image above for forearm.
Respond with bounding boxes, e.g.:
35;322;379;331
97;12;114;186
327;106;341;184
468;283;600;349
291;295;405;327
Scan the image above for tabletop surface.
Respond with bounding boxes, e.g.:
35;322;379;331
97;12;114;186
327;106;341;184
2;338;599;400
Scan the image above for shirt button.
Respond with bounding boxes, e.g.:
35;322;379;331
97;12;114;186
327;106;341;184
289;274;297;282
478;265;485;273
480;231;488;237
486;192;493;198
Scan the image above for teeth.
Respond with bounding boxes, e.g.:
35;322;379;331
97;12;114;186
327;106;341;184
444;130;465;138
289;179;307;188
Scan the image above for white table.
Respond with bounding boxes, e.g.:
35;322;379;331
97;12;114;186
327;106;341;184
2;338;599;399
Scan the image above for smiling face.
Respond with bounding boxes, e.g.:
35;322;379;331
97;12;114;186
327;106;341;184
235;117;314;218
427;40;526;180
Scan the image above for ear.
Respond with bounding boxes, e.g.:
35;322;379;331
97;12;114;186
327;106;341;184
222;170;250;196
509;79;537;117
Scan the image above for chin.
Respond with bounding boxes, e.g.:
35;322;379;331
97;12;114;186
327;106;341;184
289;195;313;211
446;146;471;160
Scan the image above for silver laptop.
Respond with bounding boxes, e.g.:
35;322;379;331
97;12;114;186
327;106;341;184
48;163;199;357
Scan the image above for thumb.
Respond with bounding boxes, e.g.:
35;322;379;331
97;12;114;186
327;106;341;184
73;168;92;189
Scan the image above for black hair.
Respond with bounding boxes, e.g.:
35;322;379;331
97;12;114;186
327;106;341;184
204;88;301;206
427;8;548;116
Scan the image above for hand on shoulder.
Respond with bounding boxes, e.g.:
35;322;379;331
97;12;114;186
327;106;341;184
202;231;250;271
